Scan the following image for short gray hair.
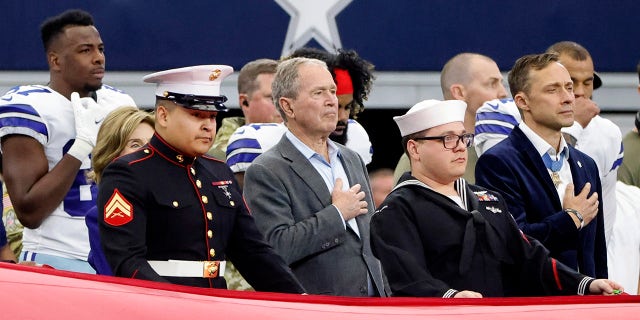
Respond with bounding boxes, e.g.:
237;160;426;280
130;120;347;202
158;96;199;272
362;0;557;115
272;57;328;122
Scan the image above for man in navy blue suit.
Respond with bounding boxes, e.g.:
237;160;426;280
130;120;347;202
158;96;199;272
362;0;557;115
476;53;607;278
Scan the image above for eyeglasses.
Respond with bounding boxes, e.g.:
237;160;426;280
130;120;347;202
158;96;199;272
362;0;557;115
413;133;475;150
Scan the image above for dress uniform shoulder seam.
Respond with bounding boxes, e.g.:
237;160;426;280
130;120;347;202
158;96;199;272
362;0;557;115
108;147;154;166
124;148;154;166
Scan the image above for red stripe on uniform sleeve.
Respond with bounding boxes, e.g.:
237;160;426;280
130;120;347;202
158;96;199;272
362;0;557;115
551;259;563;290
520;230;530;245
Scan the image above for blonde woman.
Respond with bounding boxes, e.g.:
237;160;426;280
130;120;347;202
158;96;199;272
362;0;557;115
86;107;154;275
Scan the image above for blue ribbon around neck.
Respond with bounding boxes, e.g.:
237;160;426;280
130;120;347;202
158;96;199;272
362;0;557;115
542;150;565;172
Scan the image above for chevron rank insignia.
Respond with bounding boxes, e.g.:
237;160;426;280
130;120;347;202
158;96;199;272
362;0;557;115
104;188;133;226
474;191;499;202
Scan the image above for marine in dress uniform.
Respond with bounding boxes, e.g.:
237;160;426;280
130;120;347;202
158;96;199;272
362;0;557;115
370;99;622;297
98;65;304;293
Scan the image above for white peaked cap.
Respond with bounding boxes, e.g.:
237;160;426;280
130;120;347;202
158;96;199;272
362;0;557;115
143;65;233;97
393;99;467;137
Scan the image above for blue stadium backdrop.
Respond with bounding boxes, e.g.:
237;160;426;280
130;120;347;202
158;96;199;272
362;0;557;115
2;1;639;169
2;1;639;72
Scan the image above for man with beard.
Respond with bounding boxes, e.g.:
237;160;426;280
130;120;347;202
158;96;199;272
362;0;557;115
289;48;374;164
0;9;135;272
226;49;375;188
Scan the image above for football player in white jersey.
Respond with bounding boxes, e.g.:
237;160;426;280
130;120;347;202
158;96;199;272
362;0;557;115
227;49;376;189
0;9;135;273
227;123;287;177
547;41;629;291
474;98;522;155
288;48;375;162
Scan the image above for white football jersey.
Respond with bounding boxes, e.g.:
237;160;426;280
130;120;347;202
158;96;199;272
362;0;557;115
226;119;373;174
563;115;624;243
344;119;373;165
474;98;522;156
0;84;136;260
226;123;287;173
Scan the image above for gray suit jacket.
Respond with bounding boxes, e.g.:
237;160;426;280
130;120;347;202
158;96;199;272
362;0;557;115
243;135;386;296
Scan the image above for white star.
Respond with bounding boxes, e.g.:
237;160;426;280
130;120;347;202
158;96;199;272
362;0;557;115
275;0;353;57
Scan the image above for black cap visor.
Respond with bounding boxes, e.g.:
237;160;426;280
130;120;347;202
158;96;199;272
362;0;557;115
161;91;228;111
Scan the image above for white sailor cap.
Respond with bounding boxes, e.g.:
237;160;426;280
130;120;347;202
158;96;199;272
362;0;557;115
394;99;467;137
143;65;233;111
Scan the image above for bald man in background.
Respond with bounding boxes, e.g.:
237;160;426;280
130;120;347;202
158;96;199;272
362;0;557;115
393;53;508;183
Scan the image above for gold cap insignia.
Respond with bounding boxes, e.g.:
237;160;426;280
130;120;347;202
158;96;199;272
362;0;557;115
209;69;222;81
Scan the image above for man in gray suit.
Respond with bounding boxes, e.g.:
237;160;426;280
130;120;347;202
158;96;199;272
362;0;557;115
243;57;386;297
